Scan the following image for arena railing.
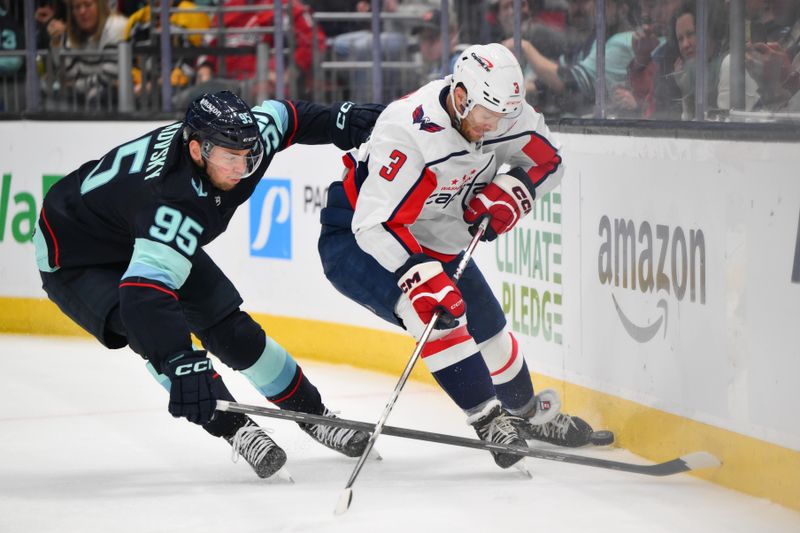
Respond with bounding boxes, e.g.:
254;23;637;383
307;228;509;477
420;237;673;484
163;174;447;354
5;0;800;139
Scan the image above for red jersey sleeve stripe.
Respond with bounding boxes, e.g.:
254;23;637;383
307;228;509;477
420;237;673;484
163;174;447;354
39;208;60;268
342;153;359;208
384;167;437;254
521;133;562;186
284;100;300;147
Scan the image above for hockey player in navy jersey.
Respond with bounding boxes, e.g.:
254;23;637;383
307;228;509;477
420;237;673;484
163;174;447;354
34;91;384;478
319;43;604;469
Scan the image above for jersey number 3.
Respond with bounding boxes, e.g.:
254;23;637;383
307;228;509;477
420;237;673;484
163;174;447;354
378;150;407;181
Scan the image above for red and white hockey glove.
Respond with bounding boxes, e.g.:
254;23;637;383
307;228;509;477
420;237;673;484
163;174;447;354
396;254;465;329
464;168;536;242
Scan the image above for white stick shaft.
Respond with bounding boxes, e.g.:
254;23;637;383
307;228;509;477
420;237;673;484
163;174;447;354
336;217;489;513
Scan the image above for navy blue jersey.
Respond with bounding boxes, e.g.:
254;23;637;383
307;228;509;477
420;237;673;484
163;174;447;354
37;100;338;282
34;99;369;368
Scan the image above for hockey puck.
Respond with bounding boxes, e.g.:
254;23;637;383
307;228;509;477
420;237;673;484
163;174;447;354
589;430;615;446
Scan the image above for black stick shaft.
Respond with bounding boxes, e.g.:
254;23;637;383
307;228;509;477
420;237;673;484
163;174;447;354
217;400;720;477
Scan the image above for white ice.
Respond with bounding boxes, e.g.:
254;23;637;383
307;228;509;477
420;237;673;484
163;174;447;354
1;334;798;533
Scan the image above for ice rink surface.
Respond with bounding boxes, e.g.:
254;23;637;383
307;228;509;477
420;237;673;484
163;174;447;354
1;334;798;533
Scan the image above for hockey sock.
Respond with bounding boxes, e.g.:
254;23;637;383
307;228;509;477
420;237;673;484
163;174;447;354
266;365;324;415
240;336;324;415
420;325;497;412
479;331;536;414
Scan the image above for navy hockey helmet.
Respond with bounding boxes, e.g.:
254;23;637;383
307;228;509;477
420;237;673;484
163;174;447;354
184;91;264;178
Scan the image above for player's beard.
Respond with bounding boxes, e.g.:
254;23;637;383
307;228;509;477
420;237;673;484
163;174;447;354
457;120;485;143
200;159;239;192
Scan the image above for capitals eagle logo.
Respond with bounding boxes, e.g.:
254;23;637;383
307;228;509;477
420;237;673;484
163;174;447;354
412;105;444;133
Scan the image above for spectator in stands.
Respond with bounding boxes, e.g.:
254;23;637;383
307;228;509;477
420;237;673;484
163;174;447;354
717;0;774;112
668;0;728;119
35;0;67;50
493;0;568;109
505;0;636;116
494;0;566;60
116;1;146;18
614;0;681;118
306;0;367;37
413;8;463;84
50;0;128;107
326;0;409;102
0;0;23;76
0;0;24;112
745;0;800;111
124;0;210;101
199;0;326;99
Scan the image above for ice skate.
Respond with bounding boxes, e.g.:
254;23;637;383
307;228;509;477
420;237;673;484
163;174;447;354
300;407;370;458
516;412;595;447
469;403;528;469
226;418;288;478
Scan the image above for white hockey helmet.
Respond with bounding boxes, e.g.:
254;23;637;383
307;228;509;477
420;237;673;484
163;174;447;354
450;43;525;122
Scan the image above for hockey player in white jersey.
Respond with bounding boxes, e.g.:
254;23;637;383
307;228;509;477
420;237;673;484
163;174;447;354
319;43;605;468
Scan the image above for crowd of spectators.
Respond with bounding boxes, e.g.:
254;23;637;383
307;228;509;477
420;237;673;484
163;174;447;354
0;0;799;118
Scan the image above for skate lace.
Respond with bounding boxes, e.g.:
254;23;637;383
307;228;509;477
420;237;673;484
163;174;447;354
481;413;522;446
537;413;575;440
230;424;277;467
306;410;360;450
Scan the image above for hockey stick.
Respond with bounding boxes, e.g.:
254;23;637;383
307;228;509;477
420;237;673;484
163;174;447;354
335;217;491;515
216;400;722;477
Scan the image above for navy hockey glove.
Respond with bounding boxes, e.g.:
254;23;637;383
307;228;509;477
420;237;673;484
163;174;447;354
162;350;218;425
464;168;536;242
330;101;385;150
396;254;465;329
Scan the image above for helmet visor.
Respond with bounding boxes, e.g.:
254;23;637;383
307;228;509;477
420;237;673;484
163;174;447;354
201;139;264;180
470;104;507;130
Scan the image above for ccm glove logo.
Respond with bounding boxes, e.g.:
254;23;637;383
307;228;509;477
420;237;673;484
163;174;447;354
336;101;354;130
399;272;422;293
174;359;213;376
512;185;532;214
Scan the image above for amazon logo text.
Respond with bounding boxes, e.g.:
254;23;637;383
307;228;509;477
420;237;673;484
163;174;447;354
597;215;706;343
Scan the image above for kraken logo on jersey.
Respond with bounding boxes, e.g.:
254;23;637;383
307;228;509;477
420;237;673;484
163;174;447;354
250;179;292;259
191;177;207;197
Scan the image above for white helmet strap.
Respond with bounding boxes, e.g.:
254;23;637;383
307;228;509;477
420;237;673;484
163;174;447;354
450;83;474;124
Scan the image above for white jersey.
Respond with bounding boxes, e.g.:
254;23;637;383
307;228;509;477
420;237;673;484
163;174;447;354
346;78;564;273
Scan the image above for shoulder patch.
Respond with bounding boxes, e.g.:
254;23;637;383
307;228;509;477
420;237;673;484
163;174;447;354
412;105;444;133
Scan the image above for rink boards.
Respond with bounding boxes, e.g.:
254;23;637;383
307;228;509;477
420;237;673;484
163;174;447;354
0;120;798;510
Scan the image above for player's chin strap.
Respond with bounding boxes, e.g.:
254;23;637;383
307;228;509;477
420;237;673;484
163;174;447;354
334;217;491;516
449;88;472;129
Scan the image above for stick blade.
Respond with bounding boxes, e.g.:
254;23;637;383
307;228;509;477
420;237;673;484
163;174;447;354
681;451;722;470
334;488;353;516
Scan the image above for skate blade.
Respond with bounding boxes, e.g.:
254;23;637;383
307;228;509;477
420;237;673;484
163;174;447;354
275;466;295;484
369;447;383;461
513;459;532;478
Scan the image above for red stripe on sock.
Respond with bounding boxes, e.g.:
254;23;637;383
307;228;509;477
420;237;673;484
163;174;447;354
490;332;519;377
421;325;471;358
271;367;303;404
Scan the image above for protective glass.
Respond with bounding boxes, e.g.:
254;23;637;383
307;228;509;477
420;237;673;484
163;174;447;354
201;139;264;179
